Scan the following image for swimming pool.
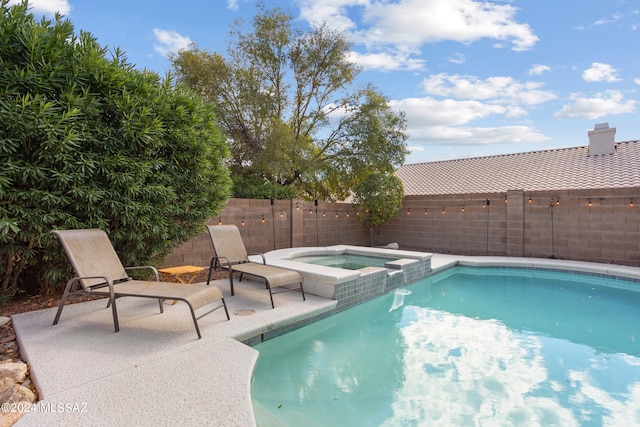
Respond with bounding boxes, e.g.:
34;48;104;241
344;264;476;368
252;266;640;426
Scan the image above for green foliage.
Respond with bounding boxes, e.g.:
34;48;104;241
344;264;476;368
0;1;232;300
352;173;404;232
171;5;408;201
231;174;296;200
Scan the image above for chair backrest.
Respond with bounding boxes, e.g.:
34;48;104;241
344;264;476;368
53;229;129;289
206;225;249;264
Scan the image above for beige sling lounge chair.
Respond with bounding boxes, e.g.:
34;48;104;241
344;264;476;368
52;229;229;339
206;225;305;308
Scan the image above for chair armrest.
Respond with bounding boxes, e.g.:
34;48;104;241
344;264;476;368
212;256;231;268
248;253;267;265
125;265;159;281
69;275;115;294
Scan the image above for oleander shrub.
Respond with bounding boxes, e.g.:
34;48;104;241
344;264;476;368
0;1;232;301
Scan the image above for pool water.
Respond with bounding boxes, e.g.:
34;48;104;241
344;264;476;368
294;254;397;270
252;267;640;426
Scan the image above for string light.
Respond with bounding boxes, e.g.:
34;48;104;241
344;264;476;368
556;198;560;206
322;212;326;217
218;216;222;225
588;199;592;207
406;208;411;215
441;207;445;214
295;203;299;211
261;216;265;223
335;212;339;218
424;208;428;215
631;199;634;207
461;207;465;213
528;196;532;204
280;212;284;218
241;218;245;226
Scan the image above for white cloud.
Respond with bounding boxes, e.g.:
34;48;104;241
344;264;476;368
299;0;366;32
421;73;557;105
348;50;425;72
385;72;554;155
407;124;546;146
582;62;621;83
356;0;538;51
595;12;624;26
152;29;192;57
554;90;636;120
8;0;71;15
226;0;251;11
448;53;466;64
390;96;547;151
393;97;509;127
529;64;551;76
299;0;538;71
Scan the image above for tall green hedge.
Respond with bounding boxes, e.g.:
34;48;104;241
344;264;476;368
0;1;232;300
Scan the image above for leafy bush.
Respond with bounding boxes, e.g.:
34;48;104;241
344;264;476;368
351;173;404;246
0;1;231;300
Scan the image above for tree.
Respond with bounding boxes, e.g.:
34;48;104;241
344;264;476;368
171;5;408;200
0;1;232;301
351;173;404;246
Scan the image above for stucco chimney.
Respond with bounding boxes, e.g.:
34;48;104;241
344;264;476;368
588;123;616;156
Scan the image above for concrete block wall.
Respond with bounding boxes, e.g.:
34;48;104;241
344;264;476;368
378;192;509;256
164;187;640;268
376;187;640;267
163;198;370;267
301;200;370;247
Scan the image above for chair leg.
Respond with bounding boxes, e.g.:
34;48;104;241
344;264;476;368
221;298;230;320
206;257;216;285
187;305;202;339
109;295;120;333
267;284;275;309
300;282;306;301
228;268;235;296
52;279;74;325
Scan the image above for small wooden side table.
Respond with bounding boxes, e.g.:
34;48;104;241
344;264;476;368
158;265;205;304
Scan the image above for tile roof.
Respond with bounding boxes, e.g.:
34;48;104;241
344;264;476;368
396;141;640;196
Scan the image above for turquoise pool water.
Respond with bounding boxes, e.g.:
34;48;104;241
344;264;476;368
252;267;640;426
294;254;397;270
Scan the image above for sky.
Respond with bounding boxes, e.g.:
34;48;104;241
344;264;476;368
12;0;640;165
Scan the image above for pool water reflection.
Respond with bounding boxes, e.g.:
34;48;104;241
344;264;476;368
252;267;640;426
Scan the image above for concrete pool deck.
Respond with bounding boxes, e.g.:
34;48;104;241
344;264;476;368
11;254;640;426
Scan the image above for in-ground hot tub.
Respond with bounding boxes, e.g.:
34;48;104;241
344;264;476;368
294;252;400;270
258;245;432;307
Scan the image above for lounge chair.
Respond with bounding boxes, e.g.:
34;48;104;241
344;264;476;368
206;225;305;308
52;229;229;339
